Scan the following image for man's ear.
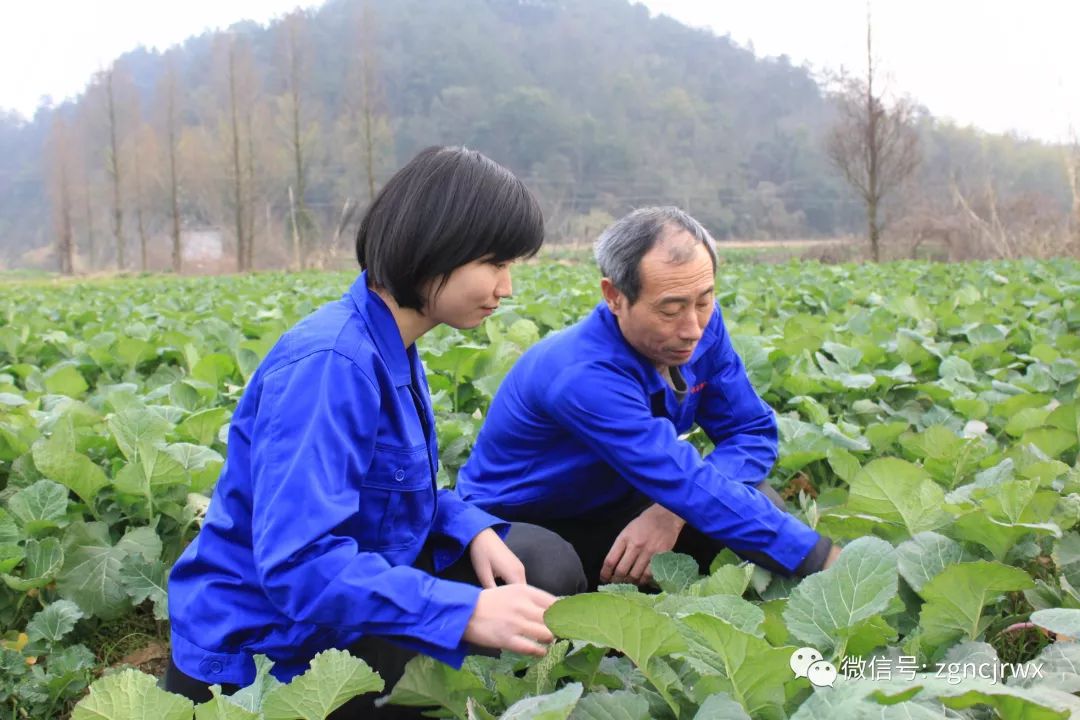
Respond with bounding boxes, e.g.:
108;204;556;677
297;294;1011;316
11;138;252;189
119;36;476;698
600;278;622;313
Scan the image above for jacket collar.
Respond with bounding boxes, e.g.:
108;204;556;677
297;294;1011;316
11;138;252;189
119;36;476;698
590;301;714;395
348;271;415;386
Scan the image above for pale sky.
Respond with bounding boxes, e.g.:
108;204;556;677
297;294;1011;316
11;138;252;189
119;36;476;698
1;0;1077;143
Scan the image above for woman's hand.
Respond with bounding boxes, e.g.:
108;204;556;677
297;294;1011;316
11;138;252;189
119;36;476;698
469;527;526;588
463;528;556;656
462;584;556;656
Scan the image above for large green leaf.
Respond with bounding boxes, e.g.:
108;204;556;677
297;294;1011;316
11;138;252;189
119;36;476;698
25;599;84;645
178;407;230;446
655;593;764;637
777;417;832;471
261;649;383;720
194;691;261;720
1021;428;1078;459
500;683;583;720
0;507;20;544
467;698;499;720
31;417;110;505
116;337;157;369
679;613;791;719
1030;608;1080;638
847;458;950;538
826;446;861;484
865;422;910;451
783;536;898;654
895;532;970;593
71;669;194;720
688;565;753;598
119;555;169;620
224;655;283;713
166;442;224;473
44;364;88;398
56;523;161;619
650;552;700;594
545;593;686;672
545;593;686;715
788;679;944;720
0;542;25;574
1009;642;1080;692
1052;533;1080;590
939;356;977;384
691;693;752;719
917;561;1034;652
2;536;64;591
107;407;172;462
567;690;649;720
113;447;189;496
385;655;493;718
193;353;238;388
870;675;1080;719
6;479;69;535
952;479;1062;559
523;640;570;697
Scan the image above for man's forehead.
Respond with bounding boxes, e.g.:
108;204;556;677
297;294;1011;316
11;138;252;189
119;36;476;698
639;239;714;300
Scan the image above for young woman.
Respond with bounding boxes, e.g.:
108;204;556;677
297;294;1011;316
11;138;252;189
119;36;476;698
165;147;586;718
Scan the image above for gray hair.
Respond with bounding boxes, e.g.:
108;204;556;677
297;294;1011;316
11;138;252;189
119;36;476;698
593;206;717;304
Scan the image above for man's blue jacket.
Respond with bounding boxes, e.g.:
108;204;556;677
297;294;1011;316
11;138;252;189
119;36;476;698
456;301;826;574
169;273;505;686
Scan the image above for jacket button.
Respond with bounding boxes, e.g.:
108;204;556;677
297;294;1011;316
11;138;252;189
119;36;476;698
209;660;223;674
394;469;405;481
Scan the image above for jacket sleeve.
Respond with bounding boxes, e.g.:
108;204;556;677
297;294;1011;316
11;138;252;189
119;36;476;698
248;350;479;665
546;361;821;574
428;490;511;573
695;305;781;488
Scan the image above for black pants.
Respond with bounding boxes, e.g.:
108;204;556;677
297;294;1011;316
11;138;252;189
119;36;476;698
533;481;794;591
164;522;586;719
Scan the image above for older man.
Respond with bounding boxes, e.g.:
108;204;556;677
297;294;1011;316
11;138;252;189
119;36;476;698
456;207;839;590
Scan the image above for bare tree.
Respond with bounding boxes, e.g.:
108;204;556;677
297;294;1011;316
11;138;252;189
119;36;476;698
104;66;127;270
243;86;259;271
825;8;919;262
159;55;183;273
75;99;100;270
131;121;157;272
82;169;97;270
950;168;1076;259
356;0;384;204
228;38;247;271
283;10;313;269
233;37;261;271
1068;132;1080;245
47;116;75;274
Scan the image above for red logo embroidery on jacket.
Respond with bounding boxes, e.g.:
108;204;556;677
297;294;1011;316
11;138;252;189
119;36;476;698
690;382;707;394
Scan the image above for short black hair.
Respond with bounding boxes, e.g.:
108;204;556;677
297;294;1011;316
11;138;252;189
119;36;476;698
356;146;544;311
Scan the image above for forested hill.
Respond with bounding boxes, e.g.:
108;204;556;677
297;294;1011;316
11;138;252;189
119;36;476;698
0;0;1070;267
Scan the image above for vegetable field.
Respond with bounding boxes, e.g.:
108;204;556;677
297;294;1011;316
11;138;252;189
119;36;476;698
1;258;1079;719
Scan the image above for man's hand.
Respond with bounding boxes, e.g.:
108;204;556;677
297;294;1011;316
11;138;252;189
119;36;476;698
462;584;556;657
469;527;526;588
822;543;843;570
600;503;686;585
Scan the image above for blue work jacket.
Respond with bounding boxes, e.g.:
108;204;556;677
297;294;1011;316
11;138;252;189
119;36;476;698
456;302;823;573
169;272;505;685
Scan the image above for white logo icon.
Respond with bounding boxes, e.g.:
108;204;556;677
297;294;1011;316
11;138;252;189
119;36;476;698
807;659;838;688
790;647;837;688
789;647;822;678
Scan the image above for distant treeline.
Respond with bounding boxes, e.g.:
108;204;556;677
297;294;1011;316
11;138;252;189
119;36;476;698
0;0;1074;270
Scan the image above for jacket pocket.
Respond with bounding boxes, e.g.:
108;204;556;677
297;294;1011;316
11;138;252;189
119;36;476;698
355;444;434;551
